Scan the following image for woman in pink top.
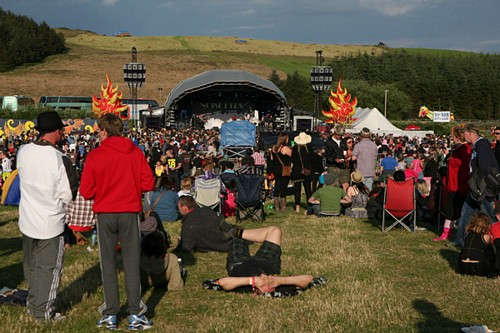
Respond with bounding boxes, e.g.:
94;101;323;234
411;151;424;180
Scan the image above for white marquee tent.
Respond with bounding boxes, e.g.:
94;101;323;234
346;107;433;138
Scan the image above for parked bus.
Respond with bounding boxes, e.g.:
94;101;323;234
38;96;93;111
38;96;158;119
1;95;35;111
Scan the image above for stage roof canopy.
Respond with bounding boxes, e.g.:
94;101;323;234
164;70;287;111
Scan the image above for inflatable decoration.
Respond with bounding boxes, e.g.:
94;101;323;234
322;79;358;124
419;106;455;121
85;122;99;133
418;106;432;120
92;74;129;119
5;119;25;137
24;121;35;133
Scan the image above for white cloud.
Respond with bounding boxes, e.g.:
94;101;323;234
157;1;173;8
358;0;442;16
240;9;256;16
475;40;500;46
102;0;118;6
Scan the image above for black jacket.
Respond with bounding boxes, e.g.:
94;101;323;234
323;138;347;168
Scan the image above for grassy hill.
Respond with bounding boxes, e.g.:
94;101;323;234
0;29;386;103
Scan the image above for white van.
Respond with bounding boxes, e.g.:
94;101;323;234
1;95;35;111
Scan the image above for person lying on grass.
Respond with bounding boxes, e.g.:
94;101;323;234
203;225;327;297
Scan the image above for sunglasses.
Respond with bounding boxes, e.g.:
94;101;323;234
347;141;353;143
495;132;500;135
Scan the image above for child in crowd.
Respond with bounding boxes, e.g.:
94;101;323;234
458;212;496;277
178;176;193;197
415;179;431;222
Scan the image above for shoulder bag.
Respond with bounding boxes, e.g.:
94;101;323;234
275;151;291;177
299;145;311;176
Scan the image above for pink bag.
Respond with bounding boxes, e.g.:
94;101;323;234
222;191;236;217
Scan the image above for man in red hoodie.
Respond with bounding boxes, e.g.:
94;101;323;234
80;114;154;330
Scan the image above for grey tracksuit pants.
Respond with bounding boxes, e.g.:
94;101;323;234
22;234;65;320
96;213;147;316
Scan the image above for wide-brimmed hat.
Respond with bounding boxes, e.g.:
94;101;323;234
294;132;312;145
359;127;371;138
351;170;364;183
36;111;66;132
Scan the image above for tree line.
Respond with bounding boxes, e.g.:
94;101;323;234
0;8;66;72
271;50;500;121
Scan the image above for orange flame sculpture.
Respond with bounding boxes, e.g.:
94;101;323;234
322;79;357;124
92;74;129;119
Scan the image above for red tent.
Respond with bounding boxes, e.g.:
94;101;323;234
405;124;421;131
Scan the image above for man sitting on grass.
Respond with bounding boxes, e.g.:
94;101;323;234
140;231;185;291
306;173;351;216
203;225;327;297
176;196;243;253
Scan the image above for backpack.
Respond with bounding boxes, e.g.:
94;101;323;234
468;167;500;202
140;210;172;249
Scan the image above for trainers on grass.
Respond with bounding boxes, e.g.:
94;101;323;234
310;276;328;288
97;314;118;330
128;314;153;330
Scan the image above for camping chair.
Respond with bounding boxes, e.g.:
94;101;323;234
219;172;237;191
382;178;416;232
235;173;265;222
193;178;223;214
494;238;500;273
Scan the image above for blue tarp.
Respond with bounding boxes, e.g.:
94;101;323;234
220;121;256;147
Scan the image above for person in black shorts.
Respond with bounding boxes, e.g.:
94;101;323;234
203;226;327;297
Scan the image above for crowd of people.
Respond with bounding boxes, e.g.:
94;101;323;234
8;110;500;328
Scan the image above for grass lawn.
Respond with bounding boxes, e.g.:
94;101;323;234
0;202;498;333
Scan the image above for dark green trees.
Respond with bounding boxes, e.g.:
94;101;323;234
0;8;66;72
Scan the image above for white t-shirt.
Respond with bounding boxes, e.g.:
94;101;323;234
17;143;73;239
2;157;12;172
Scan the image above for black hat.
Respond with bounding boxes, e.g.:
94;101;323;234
36;111;66;132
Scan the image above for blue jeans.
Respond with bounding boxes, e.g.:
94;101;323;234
363;176;374;192
455;193;495;247
306;204;321;216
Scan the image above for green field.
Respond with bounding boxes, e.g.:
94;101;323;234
1;203;498;333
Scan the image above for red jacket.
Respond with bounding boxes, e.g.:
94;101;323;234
80;136;154;213
445;143;471;194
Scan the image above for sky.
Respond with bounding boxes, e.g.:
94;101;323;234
1;0;500;54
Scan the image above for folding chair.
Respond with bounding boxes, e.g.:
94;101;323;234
494;239;500;273
219;172;237;191
235;173;265;222
382;178;416;232
193;178;222;214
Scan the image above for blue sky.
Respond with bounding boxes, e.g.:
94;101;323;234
1;0;500;53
